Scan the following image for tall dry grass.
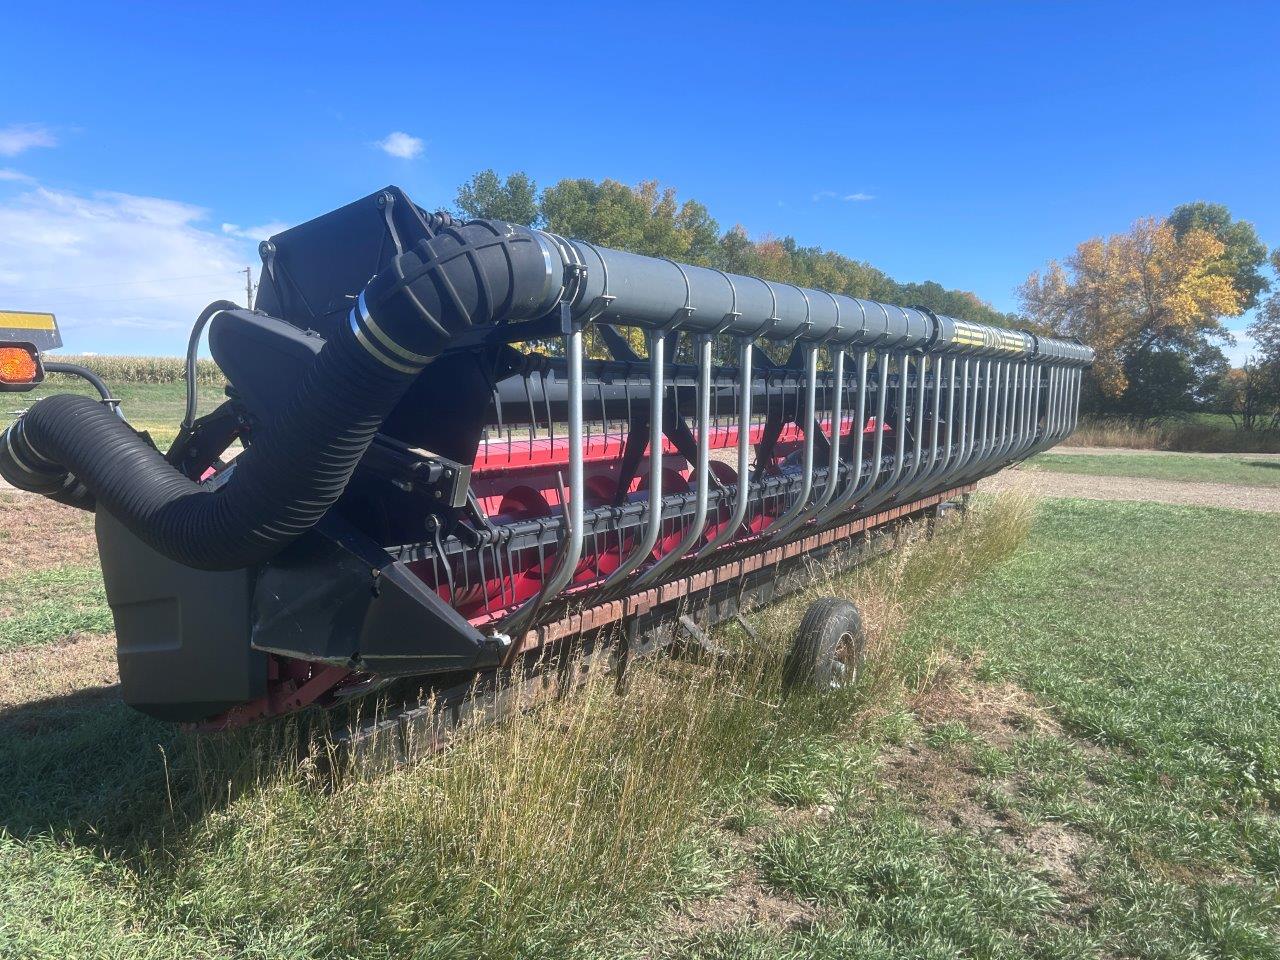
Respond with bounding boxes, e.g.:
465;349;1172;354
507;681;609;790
1062;417;1174;450
1064;416;1280;453
134;493;1035;958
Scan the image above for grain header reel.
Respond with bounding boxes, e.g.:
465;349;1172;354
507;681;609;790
0;187;1091;735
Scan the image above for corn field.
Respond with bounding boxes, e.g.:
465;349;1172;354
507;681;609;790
53;354;225;385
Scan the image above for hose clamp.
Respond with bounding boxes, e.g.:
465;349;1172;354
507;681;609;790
4;419;57;477
3;422;39;475
545;235;613;331
349;290;432;374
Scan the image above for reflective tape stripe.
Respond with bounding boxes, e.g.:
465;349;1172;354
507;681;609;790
0;311;56;331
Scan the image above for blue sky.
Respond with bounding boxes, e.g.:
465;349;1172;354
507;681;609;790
2;1;1276;359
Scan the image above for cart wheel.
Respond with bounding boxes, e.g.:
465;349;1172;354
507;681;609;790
783;597;866;692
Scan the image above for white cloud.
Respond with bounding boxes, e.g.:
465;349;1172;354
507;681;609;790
221;220;290;241
0;124;57;157
1221;317;1259;368
376;131;424;160
0;168;34;182
0;182;253;353
812;189;876;203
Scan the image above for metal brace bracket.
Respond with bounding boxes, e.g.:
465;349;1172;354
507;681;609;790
733;611;760;644
674;614;733;660
662;256;697;330
376;190;404;255
788;283;814;339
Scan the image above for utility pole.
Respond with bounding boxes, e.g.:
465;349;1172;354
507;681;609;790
243;266;255;309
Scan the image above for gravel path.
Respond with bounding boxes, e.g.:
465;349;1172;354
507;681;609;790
980;467;1280;513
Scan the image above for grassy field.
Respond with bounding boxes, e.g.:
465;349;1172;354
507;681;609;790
1;375;224;451
682;500;1280;959
1031;449;1280;488
1;376;1277;959
0;494;1033;959
1;479;1278;957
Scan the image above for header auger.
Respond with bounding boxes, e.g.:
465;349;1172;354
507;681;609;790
0;187;1091;740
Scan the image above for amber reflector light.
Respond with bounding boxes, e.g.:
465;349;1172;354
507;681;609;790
0;347;38;385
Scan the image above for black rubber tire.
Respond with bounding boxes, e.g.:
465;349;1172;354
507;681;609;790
782;597;866;693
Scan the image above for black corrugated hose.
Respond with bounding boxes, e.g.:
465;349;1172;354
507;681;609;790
0;220;559;570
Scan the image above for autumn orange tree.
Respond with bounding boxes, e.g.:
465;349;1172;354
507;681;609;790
1020;213;1255;418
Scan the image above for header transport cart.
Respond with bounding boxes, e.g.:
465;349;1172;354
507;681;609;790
0;188;1090;749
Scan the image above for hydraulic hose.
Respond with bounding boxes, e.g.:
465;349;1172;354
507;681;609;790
42;361;119;406
0;220;561;570
181;300;240;430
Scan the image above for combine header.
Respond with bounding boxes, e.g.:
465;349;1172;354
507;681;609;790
0;188;1091;741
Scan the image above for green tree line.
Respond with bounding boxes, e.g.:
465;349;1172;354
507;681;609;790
454;170;1014;330
454;171;1280;430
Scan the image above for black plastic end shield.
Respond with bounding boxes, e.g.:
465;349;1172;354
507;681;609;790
97;510;265;722
253;186;435;339
251;514;501;677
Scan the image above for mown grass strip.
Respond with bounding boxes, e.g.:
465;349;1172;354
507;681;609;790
931;500;1280;808
1031;450;1280;488
895;500;1280;959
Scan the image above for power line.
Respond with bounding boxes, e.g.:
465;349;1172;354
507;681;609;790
83;287;244;305
11;272;242;294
